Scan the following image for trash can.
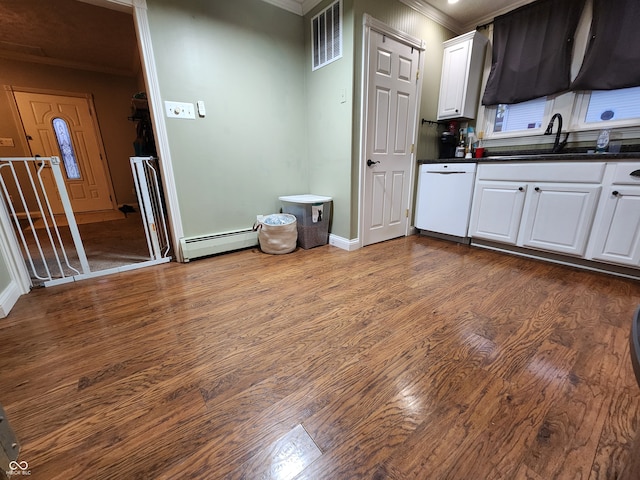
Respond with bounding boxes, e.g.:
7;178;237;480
254;213;298;254
279;194;332;249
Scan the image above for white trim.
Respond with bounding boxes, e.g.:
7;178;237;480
363;14;426;51
76;0;133;12
43;257;171;287
131;2;185;262
0;198;30;295
458;0;536;34
397;0;463;34
0;281;23;318
328;234;360;251
260;0;303;15
301;0;324;15
472;241;640;281
359;16;426;247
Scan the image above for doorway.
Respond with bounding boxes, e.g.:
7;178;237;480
13;90;119;216
361;17;425;246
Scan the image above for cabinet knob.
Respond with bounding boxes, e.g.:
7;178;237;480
518;187;524;191
534;187;541;192
612;190;620;196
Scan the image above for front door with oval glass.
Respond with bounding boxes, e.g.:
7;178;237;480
13;91;116;214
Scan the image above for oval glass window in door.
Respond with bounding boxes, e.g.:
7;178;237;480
52;117;81;180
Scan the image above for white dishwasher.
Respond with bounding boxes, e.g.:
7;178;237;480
415;162;477;240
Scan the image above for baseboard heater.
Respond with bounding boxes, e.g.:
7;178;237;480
179;229;258;262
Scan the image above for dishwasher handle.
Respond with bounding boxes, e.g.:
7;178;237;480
426;170;468;175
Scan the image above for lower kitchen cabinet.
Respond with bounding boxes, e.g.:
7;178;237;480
469;181;526;244
520;183;601;256
589;185;640;267
468;160;640;275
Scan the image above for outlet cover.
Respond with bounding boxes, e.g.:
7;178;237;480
165;101;195;119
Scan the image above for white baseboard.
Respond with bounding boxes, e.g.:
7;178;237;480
329;234;361;251
0;280;24;318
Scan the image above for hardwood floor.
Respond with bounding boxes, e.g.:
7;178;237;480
1;235;639;479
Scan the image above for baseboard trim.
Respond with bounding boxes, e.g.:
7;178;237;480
0;280;23;318
472;239;640;281
329;234;361;251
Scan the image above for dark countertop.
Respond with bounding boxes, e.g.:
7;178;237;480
418;152;640;164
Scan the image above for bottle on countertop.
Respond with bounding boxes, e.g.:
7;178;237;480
596;129;610;153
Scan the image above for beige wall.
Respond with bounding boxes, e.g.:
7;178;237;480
0;58;140;207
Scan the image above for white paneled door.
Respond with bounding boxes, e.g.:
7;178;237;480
362;29;420;246
14;91;116;214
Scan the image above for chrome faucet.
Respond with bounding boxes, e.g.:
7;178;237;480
544;113;569;153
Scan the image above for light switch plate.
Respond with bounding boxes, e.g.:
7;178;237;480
165;101;195;119
196;100;206;117
0;138;15;147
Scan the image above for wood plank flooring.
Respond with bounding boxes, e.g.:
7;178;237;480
1;235;639;479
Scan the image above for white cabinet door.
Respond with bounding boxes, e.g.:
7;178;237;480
437;40;470;120
590;186;640;267
436;31;488;120
469;181;526;244
520;183;601;256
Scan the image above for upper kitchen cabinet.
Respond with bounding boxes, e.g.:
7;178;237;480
437;31;488;120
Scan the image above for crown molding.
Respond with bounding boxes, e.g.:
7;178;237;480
301;0;324;15
260;0;304;15
458;0;535;33
397;0;463;34
76;0;134;12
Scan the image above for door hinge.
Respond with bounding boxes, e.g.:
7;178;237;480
406;209;409;218
416;70;420;81
411;144;415;154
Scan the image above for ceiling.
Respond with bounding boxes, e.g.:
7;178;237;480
0;0;532;77
0;0;139;76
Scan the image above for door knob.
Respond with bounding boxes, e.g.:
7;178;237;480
367;159;380;167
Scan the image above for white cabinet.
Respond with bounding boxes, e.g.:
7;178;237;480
588;162;640;267
470;162;605;257
437;31;488;120
520;183;601;256
469;181;526;244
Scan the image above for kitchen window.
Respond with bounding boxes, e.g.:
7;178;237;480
481;0;640;144
485;86;640;138
573;86;640;129
491;97;546;133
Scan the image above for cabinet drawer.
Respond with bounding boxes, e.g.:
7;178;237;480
477;162;606;183
611;162;640;185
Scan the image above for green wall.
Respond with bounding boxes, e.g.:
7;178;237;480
304;0;355;240
146;0;453;242
147;0;308;238
304;0;454;239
